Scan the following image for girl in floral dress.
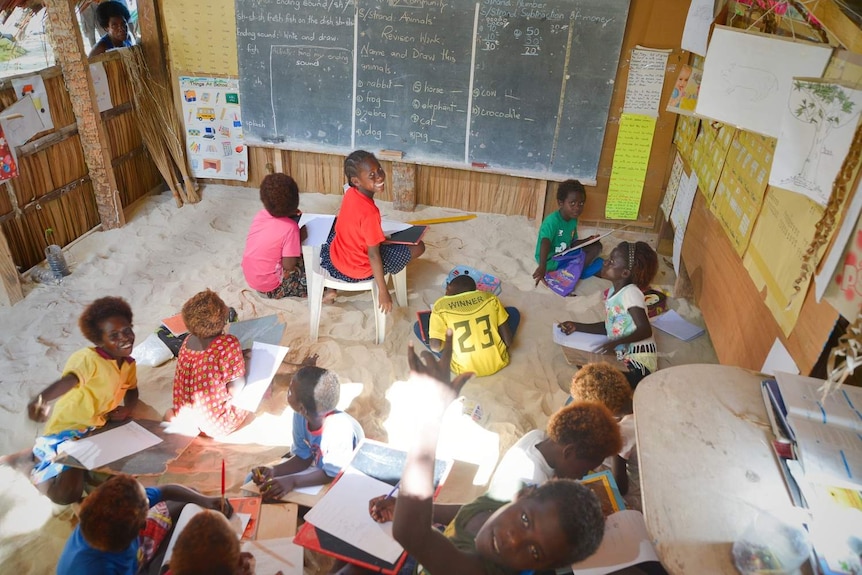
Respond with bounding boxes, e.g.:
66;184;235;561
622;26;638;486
166;290;250;437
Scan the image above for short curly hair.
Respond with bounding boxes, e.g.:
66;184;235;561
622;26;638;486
169;511;240;575
259;173;300;218
79;474;147;553
570;363;632;416
293;365;340;416
547;401;622;462
528;479;605;564
556;179;586;203
96;1;131;28
79;296;133;345
182;290;228;339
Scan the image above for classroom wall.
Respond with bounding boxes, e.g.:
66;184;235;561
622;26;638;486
161;0;689;228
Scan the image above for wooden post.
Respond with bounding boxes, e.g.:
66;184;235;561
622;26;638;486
391;162;416;211
136;0;168;89
43;0;125;229
0;227;23;306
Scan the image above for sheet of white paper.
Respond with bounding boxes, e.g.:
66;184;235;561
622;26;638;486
300;214;335;247
236;512;252;535
696;26;832;138
790;416;862;490
304;467;403;563
815;177;862;301
89;62;113;113
623;47;670;117
651;309;705;341
242;538;304;575
681;0;714;57
660;153;685;220
670;172;697;235
0;95;47;148
11;74;53;131
56;421;162;469
161;503;205;567
672;225;684;276
231;342;290;412
761;339;800;376
769;81;862;206
381;220;412;235
571;510;659;575
552;324;608;351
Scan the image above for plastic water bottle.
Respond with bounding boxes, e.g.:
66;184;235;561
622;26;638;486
44;245;71;278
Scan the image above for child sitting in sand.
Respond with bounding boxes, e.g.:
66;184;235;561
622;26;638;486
321;150;425;313
164;510;255;575
569;363;636;499
26;296;139;504
250;364;364;501
533;180;601;286
558;240;659;388
242;172;308;299
485;400;622;502
165;290;250;438
357;335;606;575
415;274;519;377
56;473;231;575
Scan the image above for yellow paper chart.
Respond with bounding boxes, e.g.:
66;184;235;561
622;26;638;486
163;0;239;75
673;114;699;164
606;114;657;220
690;121;735;203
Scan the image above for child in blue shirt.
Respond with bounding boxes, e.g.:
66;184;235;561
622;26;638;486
533;180;601;286
56;474;230;575
250;364;364;500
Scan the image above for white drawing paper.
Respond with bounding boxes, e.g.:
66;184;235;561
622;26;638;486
231;342;289;412
651;310;705;341
242;538;303;575
299;213;335;247
11;74;53;131
681;0;714;57
552;324;608;352
303;467;403;563
571;510;659;575
761;338;799;376
696;26;833;138
769;80;862;206
623;47;670;117
56;420;162;469
670;172;698;275
0;95;47;149
89;62;113;113
660;152;685;220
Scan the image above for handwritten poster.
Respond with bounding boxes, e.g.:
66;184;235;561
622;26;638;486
681;0;714;57
696;26;832;138
606;114;656;220
163;0;238;75
660;152;685;221
769;80;862;206
743;187;825;335
623;47;670;117
672;172;698;274
179;77;248;181
673;114;700;164
10;74;52;132
690;120;735;203
710;130;775;255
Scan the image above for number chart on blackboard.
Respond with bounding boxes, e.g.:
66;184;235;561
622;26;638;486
236;0;629;182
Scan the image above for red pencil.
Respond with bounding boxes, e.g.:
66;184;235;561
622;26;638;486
221;459;226;513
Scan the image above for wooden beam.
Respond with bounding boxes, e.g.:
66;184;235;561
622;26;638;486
0;225;23;306
43;0;125;229
136;0;169;89
390;161;416;211
809;0;862;53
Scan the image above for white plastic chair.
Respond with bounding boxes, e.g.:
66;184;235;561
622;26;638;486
302;243;407;344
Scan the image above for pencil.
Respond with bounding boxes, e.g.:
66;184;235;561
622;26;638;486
221;459;226;514
384;481;400;500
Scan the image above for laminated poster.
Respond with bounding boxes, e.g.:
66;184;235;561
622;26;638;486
179;77;248;182
606;113;656;220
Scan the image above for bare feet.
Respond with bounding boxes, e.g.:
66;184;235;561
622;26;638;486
322;289;337;304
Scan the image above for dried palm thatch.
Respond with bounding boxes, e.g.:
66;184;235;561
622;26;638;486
118;47;198;206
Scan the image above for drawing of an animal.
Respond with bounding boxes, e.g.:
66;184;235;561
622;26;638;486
721;66;779;101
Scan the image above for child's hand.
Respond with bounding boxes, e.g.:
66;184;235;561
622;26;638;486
378;290;393;314
407;330;473;403
368;494;396;523
251;466;273;486
558;321;577;335
27;396;50;422
237;551;256;575
107;405;132;421
202;496;234;518
301;353;319;367
532;264;547;286
595;339;618;356
260;476;295;501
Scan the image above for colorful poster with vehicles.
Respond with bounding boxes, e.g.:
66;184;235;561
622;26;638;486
179;77;247;182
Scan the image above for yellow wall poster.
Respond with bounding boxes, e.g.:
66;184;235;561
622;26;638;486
164;0;239;75
606;113;657;220
690;120;735;203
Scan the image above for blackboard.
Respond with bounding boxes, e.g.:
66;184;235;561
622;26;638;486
235;0;630;181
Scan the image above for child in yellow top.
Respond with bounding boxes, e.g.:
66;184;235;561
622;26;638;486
27;296;139;504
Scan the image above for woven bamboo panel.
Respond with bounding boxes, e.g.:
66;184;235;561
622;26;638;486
106;112;140;158
44;73;76;128
114;151;161;207
104;57;131;107
0;183;12;215
417;165;543;217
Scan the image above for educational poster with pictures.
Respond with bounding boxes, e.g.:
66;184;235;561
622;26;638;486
690;121;735;203
179;77;248;182
769;80;862;207
666;64;703;116
696;26;832;139
710;130;775;256
10;74;52;132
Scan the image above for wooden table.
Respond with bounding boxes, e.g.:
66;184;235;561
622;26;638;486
634;364;799;574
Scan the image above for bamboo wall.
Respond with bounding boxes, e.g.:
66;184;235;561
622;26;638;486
0;49;162;272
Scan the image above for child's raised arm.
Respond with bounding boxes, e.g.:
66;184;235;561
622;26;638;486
392;334;485;574
27;374;79;422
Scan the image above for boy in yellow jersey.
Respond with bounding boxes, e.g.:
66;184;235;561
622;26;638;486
423;275;519;376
